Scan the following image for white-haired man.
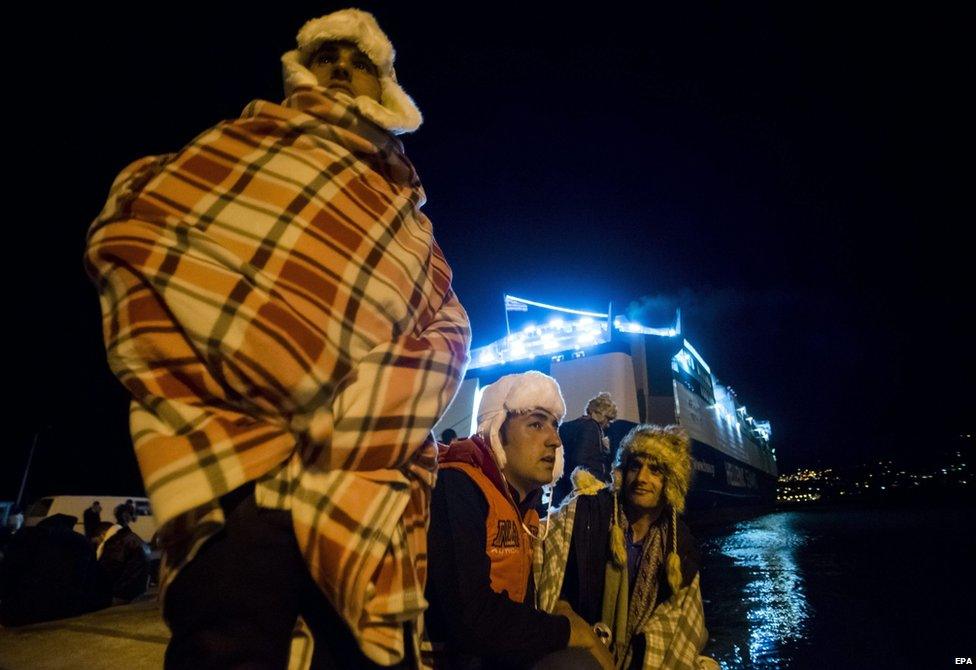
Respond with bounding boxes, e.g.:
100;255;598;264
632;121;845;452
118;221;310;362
86;8;469;668
553;392;619;506
425;371;614;669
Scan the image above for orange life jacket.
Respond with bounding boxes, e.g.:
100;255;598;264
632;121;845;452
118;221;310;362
438;460;540;603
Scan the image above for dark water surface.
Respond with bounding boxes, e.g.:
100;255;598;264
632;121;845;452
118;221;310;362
695;506;976;669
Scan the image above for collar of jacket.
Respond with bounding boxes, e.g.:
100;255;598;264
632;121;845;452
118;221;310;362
438;435;541;513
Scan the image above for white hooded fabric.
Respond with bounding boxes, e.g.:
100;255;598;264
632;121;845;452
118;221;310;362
476;371;567;485
281;8;423;134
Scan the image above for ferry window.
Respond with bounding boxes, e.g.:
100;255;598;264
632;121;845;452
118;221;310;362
135;500;152;516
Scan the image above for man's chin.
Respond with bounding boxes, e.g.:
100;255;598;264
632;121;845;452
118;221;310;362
628;494;663;511
531;470;555;489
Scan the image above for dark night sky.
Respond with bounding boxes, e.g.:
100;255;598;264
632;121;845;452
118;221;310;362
7;3;971;502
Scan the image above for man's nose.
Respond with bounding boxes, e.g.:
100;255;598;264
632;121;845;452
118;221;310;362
330;60;351;80
545;427;561;448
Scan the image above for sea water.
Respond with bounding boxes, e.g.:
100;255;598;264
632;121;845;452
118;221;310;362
696;506;976;669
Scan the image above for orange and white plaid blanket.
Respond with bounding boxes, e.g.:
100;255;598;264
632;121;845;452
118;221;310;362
86;88;470;665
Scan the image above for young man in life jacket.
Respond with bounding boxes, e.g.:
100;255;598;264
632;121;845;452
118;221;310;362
425;371;614;669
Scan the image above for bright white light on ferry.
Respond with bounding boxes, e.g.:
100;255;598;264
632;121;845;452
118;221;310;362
614;316;680;337
579;316;594;325
541;333;559;350
477;350;495;366
521;323;536;334
548;317;564;329
510;341;527;357
577;332;597;345
755;421;772;441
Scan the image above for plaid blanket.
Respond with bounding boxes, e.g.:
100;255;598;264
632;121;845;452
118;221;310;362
535;495;716;669
86;88;470;665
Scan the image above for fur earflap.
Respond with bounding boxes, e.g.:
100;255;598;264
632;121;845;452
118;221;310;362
281;8;422;134
551;445;565;487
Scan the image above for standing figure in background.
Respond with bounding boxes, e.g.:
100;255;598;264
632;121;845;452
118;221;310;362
553;392;619;506
86;7;469;668
83;500;102;540
98;504;150;603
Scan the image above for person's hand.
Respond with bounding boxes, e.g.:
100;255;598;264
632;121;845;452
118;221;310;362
555;601;616;670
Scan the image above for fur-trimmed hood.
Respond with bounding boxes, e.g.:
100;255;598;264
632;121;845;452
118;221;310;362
281;8;422;135
612;424;692;514
566;425;694;618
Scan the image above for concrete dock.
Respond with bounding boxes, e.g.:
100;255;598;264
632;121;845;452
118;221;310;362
0;595;167;669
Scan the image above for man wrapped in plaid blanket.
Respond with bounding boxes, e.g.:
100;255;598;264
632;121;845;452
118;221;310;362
535;426;720;669
86;9;469;668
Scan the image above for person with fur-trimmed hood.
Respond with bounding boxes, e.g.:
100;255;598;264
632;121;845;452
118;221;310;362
425;371;615;669
535;425;719;669
86;8;469;669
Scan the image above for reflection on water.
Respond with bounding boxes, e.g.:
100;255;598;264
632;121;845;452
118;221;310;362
698;506;976;669
701;512;811;669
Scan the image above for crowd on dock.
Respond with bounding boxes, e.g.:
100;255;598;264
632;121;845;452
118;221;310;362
1;501;151;626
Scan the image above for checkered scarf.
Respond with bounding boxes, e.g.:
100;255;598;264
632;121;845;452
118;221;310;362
535;495;713;669
86;87;470;665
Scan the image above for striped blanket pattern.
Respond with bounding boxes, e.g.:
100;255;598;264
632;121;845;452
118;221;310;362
86;88;470;664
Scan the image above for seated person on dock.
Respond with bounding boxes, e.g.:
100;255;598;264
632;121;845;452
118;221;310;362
425;371;614;669
0;514;110;626
536;424;719;669
97;504;151;603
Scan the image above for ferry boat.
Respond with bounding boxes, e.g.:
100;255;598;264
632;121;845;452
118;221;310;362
433;295;778;510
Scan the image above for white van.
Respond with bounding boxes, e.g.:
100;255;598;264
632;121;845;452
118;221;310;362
24;495;157;544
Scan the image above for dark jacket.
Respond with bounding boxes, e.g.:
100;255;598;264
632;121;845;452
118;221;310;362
0;517;111;626
553;416;608;506
83;507;102;539
558;488;700;627
425;437;570;669
99;525;150;601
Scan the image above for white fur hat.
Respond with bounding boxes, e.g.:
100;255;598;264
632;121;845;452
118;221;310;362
281;8;422;134
476;371;567;485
